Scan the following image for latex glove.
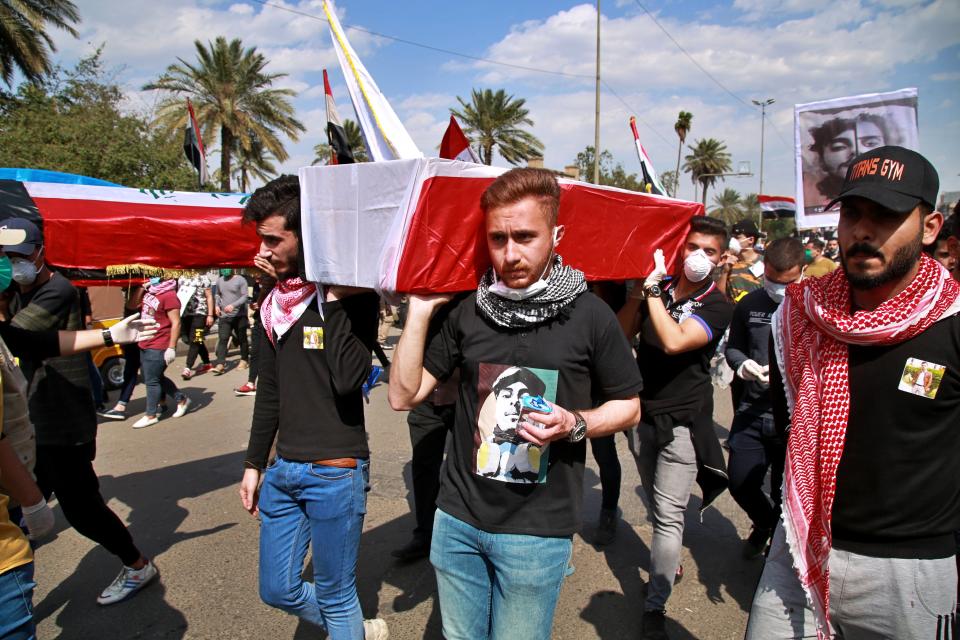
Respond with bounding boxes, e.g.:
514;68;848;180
737;359;769;384
110;313;159;344
164;348;177;366
644;249;668;288
21;498;55;541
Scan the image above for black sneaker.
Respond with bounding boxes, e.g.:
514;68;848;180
744;526;772;559
594;508;617;546
391;535;430;562
641;610;669;640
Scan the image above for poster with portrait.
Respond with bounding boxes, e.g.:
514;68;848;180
794;88;919;229
474;363;558;484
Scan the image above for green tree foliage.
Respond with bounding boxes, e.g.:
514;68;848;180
451;88;543;166
0;50;199;189
659;170;678;199
232;133;277;193
145;36;304;192
683;138;732;205
574;146;645;191
0;0;80;85
673;111;693;197
709;188;744;225
312;119;368;165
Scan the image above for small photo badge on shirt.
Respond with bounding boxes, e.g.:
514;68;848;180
897;357;946;399
303;327;324;350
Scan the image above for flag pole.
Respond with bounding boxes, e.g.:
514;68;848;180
593;0;601;184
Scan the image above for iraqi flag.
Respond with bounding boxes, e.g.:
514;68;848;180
323;69;355;165
630;116;666;196
183;99;209;186
758;194;797;219
439;115;480;164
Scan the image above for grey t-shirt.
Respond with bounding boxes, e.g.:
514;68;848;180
215;275;249;318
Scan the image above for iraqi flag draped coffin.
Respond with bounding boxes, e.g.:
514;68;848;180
1;180;256;271
299;158;704;294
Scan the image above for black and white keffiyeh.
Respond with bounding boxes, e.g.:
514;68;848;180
476;255;587;328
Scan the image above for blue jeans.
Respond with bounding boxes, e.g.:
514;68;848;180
257;457;369;640
0;562;35;640
430;509;573;640
727;412;785;532
139;348;183;417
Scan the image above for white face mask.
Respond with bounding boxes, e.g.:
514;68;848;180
489;227;560;301
683;248;714;283
11;249;41;286
763;279;788;304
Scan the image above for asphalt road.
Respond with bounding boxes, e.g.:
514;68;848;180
32;338;763;640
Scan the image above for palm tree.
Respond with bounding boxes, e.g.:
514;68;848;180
659;170;678;200
742;192;761;226
683;138;732;205
0;0;80;85
144;37;305;192
312;119;368;164
451;88;543;165
709;188;743;225
673;111;693;198
233;134;277;193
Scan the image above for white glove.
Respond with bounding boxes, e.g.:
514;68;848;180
737;359;769;384
643;249;668;288
110;313;160;344
164;347;177;365
21;498;55;541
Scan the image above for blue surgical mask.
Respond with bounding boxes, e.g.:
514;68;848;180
488;227;560;301
149;276;161;286
763;278;788;304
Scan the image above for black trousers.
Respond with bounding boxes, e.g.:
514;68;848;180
35;441;141;566
407;401;455;536
590;434;622;511
727;412;785;531
215;314;249;365
180;314;211;369
247;316;261;384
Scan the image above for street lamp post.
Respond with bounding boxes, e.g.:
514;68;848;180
752;98;775;228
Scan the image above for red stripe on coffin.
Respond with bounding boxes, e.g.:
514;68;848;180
395;177;703;294
30;196;258;271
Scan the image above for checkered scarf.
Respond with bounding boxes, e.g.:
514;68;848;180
772;254;960;638
475;255;587;328
261;277;318;346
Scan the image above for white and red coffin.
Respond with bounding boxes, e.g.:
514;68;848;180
299;158;704;294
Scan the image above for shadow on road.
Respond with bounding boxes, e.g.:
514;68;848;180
34;450;242;639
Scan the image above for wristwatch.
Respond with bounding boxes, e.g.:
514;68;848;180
643;284;662;299
101;328;115;347
567;411;587;443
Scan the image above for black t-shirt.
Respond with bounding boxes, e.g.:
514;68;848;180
424;291;643;537
771;312;960;559
724;288;778;417
636;280;732;416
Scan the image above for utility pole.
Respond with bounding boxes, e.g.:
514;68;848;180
752;97;774;229
593;0;601;184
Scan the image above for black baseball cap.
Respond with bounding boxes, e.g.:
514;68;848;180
0;218;42;255
826;146;938;214
731;219;759;238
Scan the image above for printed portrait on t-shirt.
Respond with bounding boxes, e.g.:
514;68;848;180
898;357;946;399
474;363;558;484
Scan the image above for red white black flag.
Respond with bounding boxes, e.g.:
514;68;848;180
439;115;480;163
758;194;797;218
324;69;355;165
183;99;209;187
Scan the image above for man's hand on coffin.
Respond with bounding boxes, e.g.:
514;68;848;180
516;399;574;446
640;248;668;291
407;293;453;320
325;285;373;302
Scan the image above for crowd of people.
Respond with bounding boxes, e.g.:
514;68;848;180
1;144;958;640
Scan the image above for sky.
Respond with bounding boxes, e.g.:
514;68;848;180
36;0;960;202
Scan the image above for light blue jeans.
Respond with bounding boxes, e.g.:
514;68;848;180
257;457;370;640
430;508;573;640
0;562;35;640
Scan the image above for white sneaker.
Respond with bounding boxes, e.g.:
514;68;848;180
97;560;158;605
363;618;389;640
172;397;192;418
132;415;159;429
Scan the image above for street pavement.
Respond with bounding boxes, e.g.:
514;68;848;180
33;339;764;639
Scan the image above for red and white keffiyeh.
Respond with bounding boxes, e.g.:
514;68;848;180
261;277;319;346
772;254;960;638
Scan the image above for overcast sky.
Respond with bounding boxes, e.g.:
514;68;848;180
43;0;960;201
